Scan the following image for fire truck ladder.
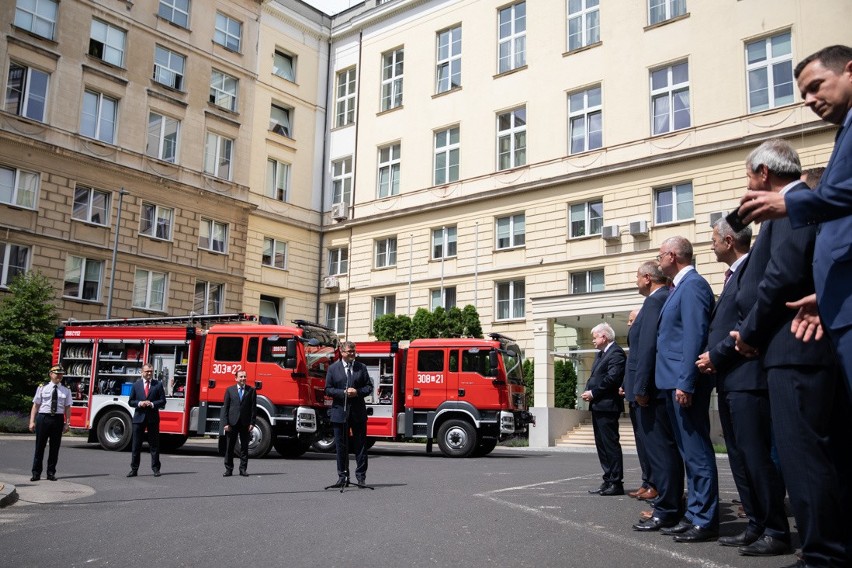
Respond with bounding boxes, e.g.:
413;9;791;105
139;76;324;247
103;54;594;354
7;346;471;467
61;313;257;327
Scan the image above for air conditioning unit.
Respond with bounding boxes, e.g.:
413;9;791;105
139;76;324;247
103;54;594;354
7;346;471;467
331;203;348;222
709;211;725;226
323;276;339;290
629;220;649;236
601;224;620;240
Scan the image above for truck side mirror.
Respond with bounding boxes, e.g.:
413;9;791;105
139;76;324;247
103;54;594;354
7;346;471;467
283;338;297;369
488;351;499;377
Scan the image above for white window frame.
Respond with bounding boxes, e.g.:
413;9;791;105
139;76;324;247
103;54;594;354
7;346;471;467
209;70;238;111
432;226;457;260
436;25;462;94
153;45;186;91
89;19;126;67
497;107;526;171
497;2;526;74
81;89;117;144
654;181;694;224
158;0;190;28
434;126;460;185
571;269;605;294
0;241;30;287
430;286;457;310
745;32;794;113
199;218;228;253
375;237;397;268
0;165;39;209
262;237;287;270
335;68;356;127
567;0;600;51
133;268;167;311
496;214;525;250
72;186;110;226
204;132;233;180
5;62;49;123
267;158;290;202
63;256;103;301
139;202;173;241
194;280;224;315
569;200;603;238
328;247;348;276
568;85;602;154
270;104;292;138
274;50;296;82
326;301;346;334
648;0;686;25
496;279;525;320
214;12;242;52
377;143;401;198
331;157;353;205
650;61;690;135
259;294;283;324
14;0;58;40
373;295;396;322
380;48;404;111
146;112;180;163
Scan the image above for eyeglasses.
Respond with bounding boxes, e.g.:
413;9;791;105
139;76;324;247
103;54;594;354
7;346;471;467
142;369;154;374
343;350;356;354
656;251;673;261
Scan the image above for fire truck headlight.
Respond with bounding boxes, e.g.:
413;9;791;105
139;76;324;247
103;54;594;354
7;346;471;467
295;407;317;433
499;411;515;434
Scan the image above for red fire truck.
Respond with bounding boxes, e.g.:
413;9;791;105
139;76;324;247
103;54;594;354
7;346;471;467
53;314;338;458
349;334;534;457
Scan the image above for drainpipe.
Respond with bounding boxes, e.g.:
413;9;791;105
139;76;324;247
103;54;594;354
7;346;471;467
315;33;334;324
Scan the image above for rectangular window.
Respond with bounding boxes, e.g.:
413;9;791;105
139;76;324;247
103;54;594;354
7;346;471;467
0;165;39;209
497;107;526;170
649;0;686;25
5;62;49;123
209;70;238;111
214;12;242;51
266;159;290;202
14;0;58;39
81;90;117;144
133;268;167;311
375;237;397;268
436;26;462;94
140;202;173;240
434;126;460;185
89;19;126;67
158;0;190;28
204;132;233;180
0;242;30;287
496;280;525;320
199;218;228;253
569;200;603;238
153;45;186;90
259;294;282;324
270;104;292;137
72;186;110;226
496;214;525;249
326;301;346;334
432;226;457;259
194;280;223;315
146;112;180;163
655;182;694;224
331;157;353;205
430;286;457;310
328;247;348;276
571;269;604;294
262;237;287;269
651;61;690;135
335;68;356;127
746;32;794;113
377;143;401;198
63;256;103;301
381;48;404;111
373;295;396;321
498;2;526;73
274;51;296;82
568;85;602;154
567;0;600;51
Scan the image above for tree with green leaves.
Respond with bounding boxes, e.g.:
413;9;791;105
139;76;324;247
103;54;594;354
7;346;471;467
409;307;435;339
372;305;484;340
0;272;59;412
372;313;411;341
461;304;483;338
521;358;578;409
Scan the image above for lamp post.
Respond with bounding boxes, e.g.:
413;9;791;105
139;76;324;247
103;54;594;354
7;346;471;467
105;187;129;319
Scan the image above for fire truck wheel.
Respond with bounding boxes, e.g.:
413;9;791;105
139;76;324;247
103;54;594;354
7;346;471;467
273;438;310;458
236;415;272;458
97;410;132;451
310;433;336;453
437;419;478;458
472;438;498;457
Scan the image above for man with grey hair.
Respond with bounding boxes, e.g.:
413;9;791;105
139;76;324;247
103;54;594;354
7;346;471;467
582;322;626;496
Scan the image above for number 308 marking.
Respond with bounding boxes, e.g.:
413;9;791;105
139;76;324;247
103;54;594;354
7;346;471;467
416;373;444;384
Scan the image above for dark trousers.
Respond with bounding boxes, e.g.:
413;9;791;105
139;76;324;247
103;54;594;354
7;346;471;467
664;386;719;529
628;403;653;488
643;397;684;523
591;410;623;483
718;389;788;540
32;414;63;476
130;420;161;471
333;420;367;481
224;425;250;472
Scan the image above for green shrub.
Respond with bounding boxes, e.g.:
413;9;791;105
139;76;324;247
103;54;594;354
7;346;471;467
0;411;30;433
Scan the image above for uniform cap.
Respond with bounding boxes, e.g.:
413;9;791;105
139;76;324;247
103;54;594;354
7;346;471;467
49;365;65;374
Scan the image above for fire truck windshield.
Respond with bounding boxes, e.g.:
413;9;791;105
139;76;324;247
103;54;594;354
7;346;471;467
501;348;524;384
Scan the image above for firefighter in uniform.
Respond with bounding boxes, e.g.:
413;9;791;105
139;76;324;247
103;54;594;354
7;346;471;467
29;365;73;481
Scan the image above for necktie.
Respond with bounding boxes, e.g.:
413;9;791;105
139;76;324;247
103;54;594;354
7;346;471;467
238;387;243;401
723;269;733;286
50;385;58;415
144;381;150;397
346;365;352;385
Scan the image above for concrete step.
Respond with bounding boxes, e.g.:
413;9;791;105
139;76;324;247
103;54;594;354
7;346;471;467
555;415;637;449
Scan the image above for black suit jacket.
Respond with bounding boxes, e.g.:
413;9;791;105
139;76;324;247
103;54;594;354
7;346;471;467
585;342;626;413
625;287;669;401
222;384;257;429
128;379;166;424
325;360;372;424
738;183;835;368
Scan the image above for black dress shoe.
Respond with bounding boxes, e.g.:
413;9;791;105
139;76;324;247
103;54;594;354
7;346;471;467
719;528;761;547
600;483;624;496
46;474;57;481
30;475;40;482
738;535;791;556
239;471;249;477
152;469;161;477
673;526;718;543
223;471;233;477
660;519;692;535
126;470;138;478
633;517;678;532
588;482;609;494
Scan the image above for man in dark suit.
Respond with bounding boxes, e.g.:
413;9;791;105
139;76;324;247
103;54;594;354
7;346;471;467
221;370;257;477
127;364;167;477
654;236;717;543
732;138;847;566
623;308;655;500
696;218;790;556
582;323;626;496
325;341;373;488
